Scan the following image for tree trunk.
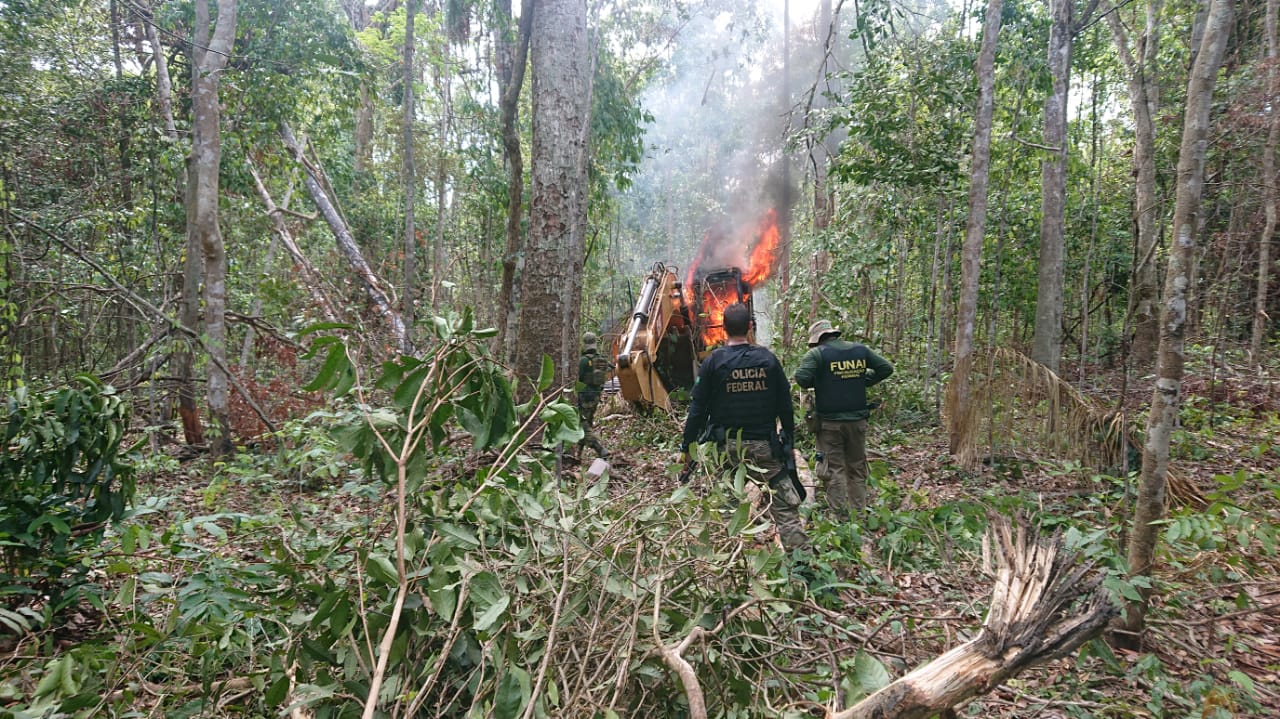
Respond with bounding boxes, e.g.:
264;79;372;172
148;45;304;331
927;189;947;423
344;0;374;173
402;0;417;353
1106;0;1163;371
494;0;534;364
188;0;237;455
1122;0;1232;645
432;31;451;313
515;0;589;390
809;0;836;331
1030;0;1074;373
281;123;407;351
146;0;201;444
946;0;1002;460
835;516;1117;719
1252;0;1278;364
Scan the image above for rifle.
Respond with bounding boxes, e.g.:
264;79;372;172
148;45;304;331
776;431;806;501
678;460;697;484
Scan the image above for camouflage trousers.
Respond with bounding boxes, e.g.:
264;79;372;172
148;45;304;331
722;438;809;552
815;419;870;520
576;391;606;457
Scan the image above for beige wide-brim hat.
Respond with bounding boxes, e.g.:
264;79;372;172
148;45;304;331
807;319;840;346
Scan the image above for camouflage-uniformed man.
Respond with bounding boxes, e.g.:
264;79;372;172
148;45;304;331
680;303;809;552
576;332;610;459
794;319;893;520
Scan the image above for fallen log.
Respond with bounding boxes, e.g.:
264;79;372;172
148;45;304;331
834;515;1118;719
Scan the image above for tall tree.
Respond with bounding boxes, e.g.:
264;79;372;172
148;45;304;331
808;0;838;327
1122;0;1232;645
187;0;237;454
1252;0;1278;364
402;0;417;353
947;0;1003;458
514;0;590;389
1105;0;1164;372
1031;0;1098;373
494;0;534;363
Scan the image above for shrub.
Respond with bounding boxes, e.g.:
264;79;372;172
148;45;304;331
1;375;136;628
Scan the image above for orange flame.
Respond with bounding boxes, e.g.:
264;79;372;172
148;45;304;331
683;208;782;347
698;286;743;346
742;208;781;286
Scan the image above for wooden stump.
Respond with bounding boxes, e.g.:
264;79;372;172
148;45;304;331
833;515;1118;719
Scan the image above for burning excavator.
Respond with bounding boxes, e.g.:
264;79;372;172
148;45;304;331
612;208;783;412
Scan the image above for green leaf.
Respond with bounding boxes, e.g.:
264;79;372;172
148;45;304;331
852;650;892;696
726;502;751;536
1103;576;1143;602
1228;670;1255;694
540;401;583;445
438;523;480;548
35;658;63;698
469;572;510;632
536;355;555;392
265;672;290;707
366;553;399;586
493;666;530;719
302;343;349;392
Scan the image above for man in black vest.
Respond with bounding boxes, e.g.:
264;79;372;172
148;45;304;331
680;303;809;552
794;319;893;521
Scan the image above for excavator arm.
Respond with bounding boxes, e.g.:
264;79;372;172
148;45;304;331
613;263;698;412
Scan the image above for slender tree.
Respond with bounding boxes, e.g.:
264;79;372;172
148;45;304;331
1032;0;1099;373
494;0;534;363
402;0;417;353
1252;0;1278;364
187;0;237;454
947;0;1003;459
1123;0;1232;645
1106;0;1164;371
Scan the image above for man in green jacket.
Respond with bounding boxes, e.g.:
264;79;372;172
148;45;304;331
793;319;893;520
576;332;610;459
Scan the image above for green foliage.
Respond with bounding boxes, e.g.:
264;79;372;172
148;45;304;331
0;376;136;626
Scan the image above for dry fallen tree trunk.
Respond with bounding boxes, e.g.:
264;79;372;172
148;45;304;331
833;515;1118;719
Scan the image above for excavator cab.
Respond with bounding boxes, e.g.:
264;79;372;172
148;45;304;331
689;267;754;357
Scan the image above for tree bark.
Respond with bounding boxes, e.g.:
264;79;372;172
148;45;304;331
402;0;417;353
1106;0;1163;371
1123;0;1232;645
1251;0;1278;364
188;0;237;455
835;516;1117;719
946;0;1002;460
1030;0;1075;373
494;0;534;364
515;0;590;390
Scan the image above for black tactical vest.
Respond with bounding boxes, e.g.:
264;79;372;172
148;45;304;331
814;343;869;414
708;345;777;439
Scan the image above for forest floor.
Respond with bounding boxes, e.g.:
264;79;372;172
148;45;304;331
579;362;1280;717
5;360;1278;718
